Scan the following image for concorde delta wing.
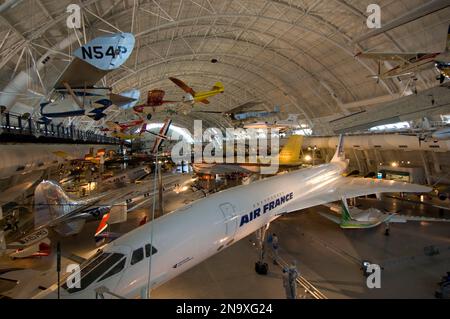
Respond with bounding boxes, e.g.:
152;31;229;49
278;177;431;215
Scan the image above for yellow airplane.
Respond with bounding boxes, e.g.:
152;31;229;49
111;122;147;140
110;132;142;140
169;77;224;104
192;135;304;174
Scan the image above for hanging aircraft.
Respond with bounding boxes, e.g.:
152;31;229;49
149;118;173;155
356;25;450;83
132;90;180;119
33;135;431;299
243;114;300;130
193;135;304;175
169;77;224;105
39;33;136;123
319;200;450;233
190;101;265;118
108;124;147;140
100;118;145;134
232;106;280;122
33;172;194;237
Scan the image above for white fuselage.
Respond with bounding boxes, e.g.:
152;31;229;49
36;162;345;299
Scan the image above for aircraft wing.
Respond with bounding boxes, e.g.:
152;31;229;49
356;52;432;62
199;99;210;104
109;93;138;107
390;215;450;223
105;121;123;132
169;77;195;95
54;59;108;89
280;177;431;214
317;211;341;224
226;101;264;114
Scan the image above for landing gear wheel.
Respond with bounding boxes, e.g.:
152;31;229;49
255;261;268;275
146;113;152;120
384;228;390;236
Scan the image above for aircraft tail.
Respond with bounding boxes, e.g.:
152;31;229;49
34;180;79;229
339;199;352;225
212;82;224;92
331;134;346;163
279;135;303;165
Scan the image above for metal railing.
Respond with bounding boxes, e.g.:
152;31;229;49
0;111;122;145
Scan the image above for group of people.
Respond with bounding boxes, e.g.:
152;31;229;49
267;232;299;299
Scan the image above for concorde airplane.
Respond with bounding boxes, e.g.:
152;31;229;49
33;136;430;299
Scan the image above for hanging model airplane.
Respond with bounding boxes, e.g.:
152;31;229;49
232;105;280;122
132;90;180;119
356;25;450;83
33;135;431;299
319;199;450;234
39;33;137;123
169;77;224;105
243;114;300;130
100;118;145;134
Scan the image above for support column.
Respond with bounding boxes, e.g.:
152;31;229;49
363;150;372;172
374;149;384;167
352;149;363;173
431;152;441;174
420;151;432;185
158;161;163;216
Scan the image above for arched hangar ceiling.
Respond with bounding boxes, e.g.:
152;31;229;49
0;0;449;133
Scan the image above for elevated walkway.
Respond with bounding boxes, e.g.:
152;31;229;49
0;111;123;145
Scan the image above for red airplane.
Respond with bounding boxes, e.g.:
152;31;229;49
101;118;145;133
133;90;179;118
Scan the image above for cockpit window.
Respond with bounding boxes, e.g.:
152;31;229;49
145;244;157;257
131;248;144;265
98;258;126;282
63;252;124;293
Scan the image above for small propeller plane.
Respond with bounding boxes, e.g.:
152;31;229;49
243;114;300;131
356;25;450;83
169;77;224;104
100;118;145;134
39;33;137;123
132;89;180;119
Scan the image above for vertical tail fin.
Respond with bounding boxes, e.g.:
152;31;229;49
340;198;352;224
212;82;224;92
279;135;303;165
331;134;345;163
34;180;79;228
